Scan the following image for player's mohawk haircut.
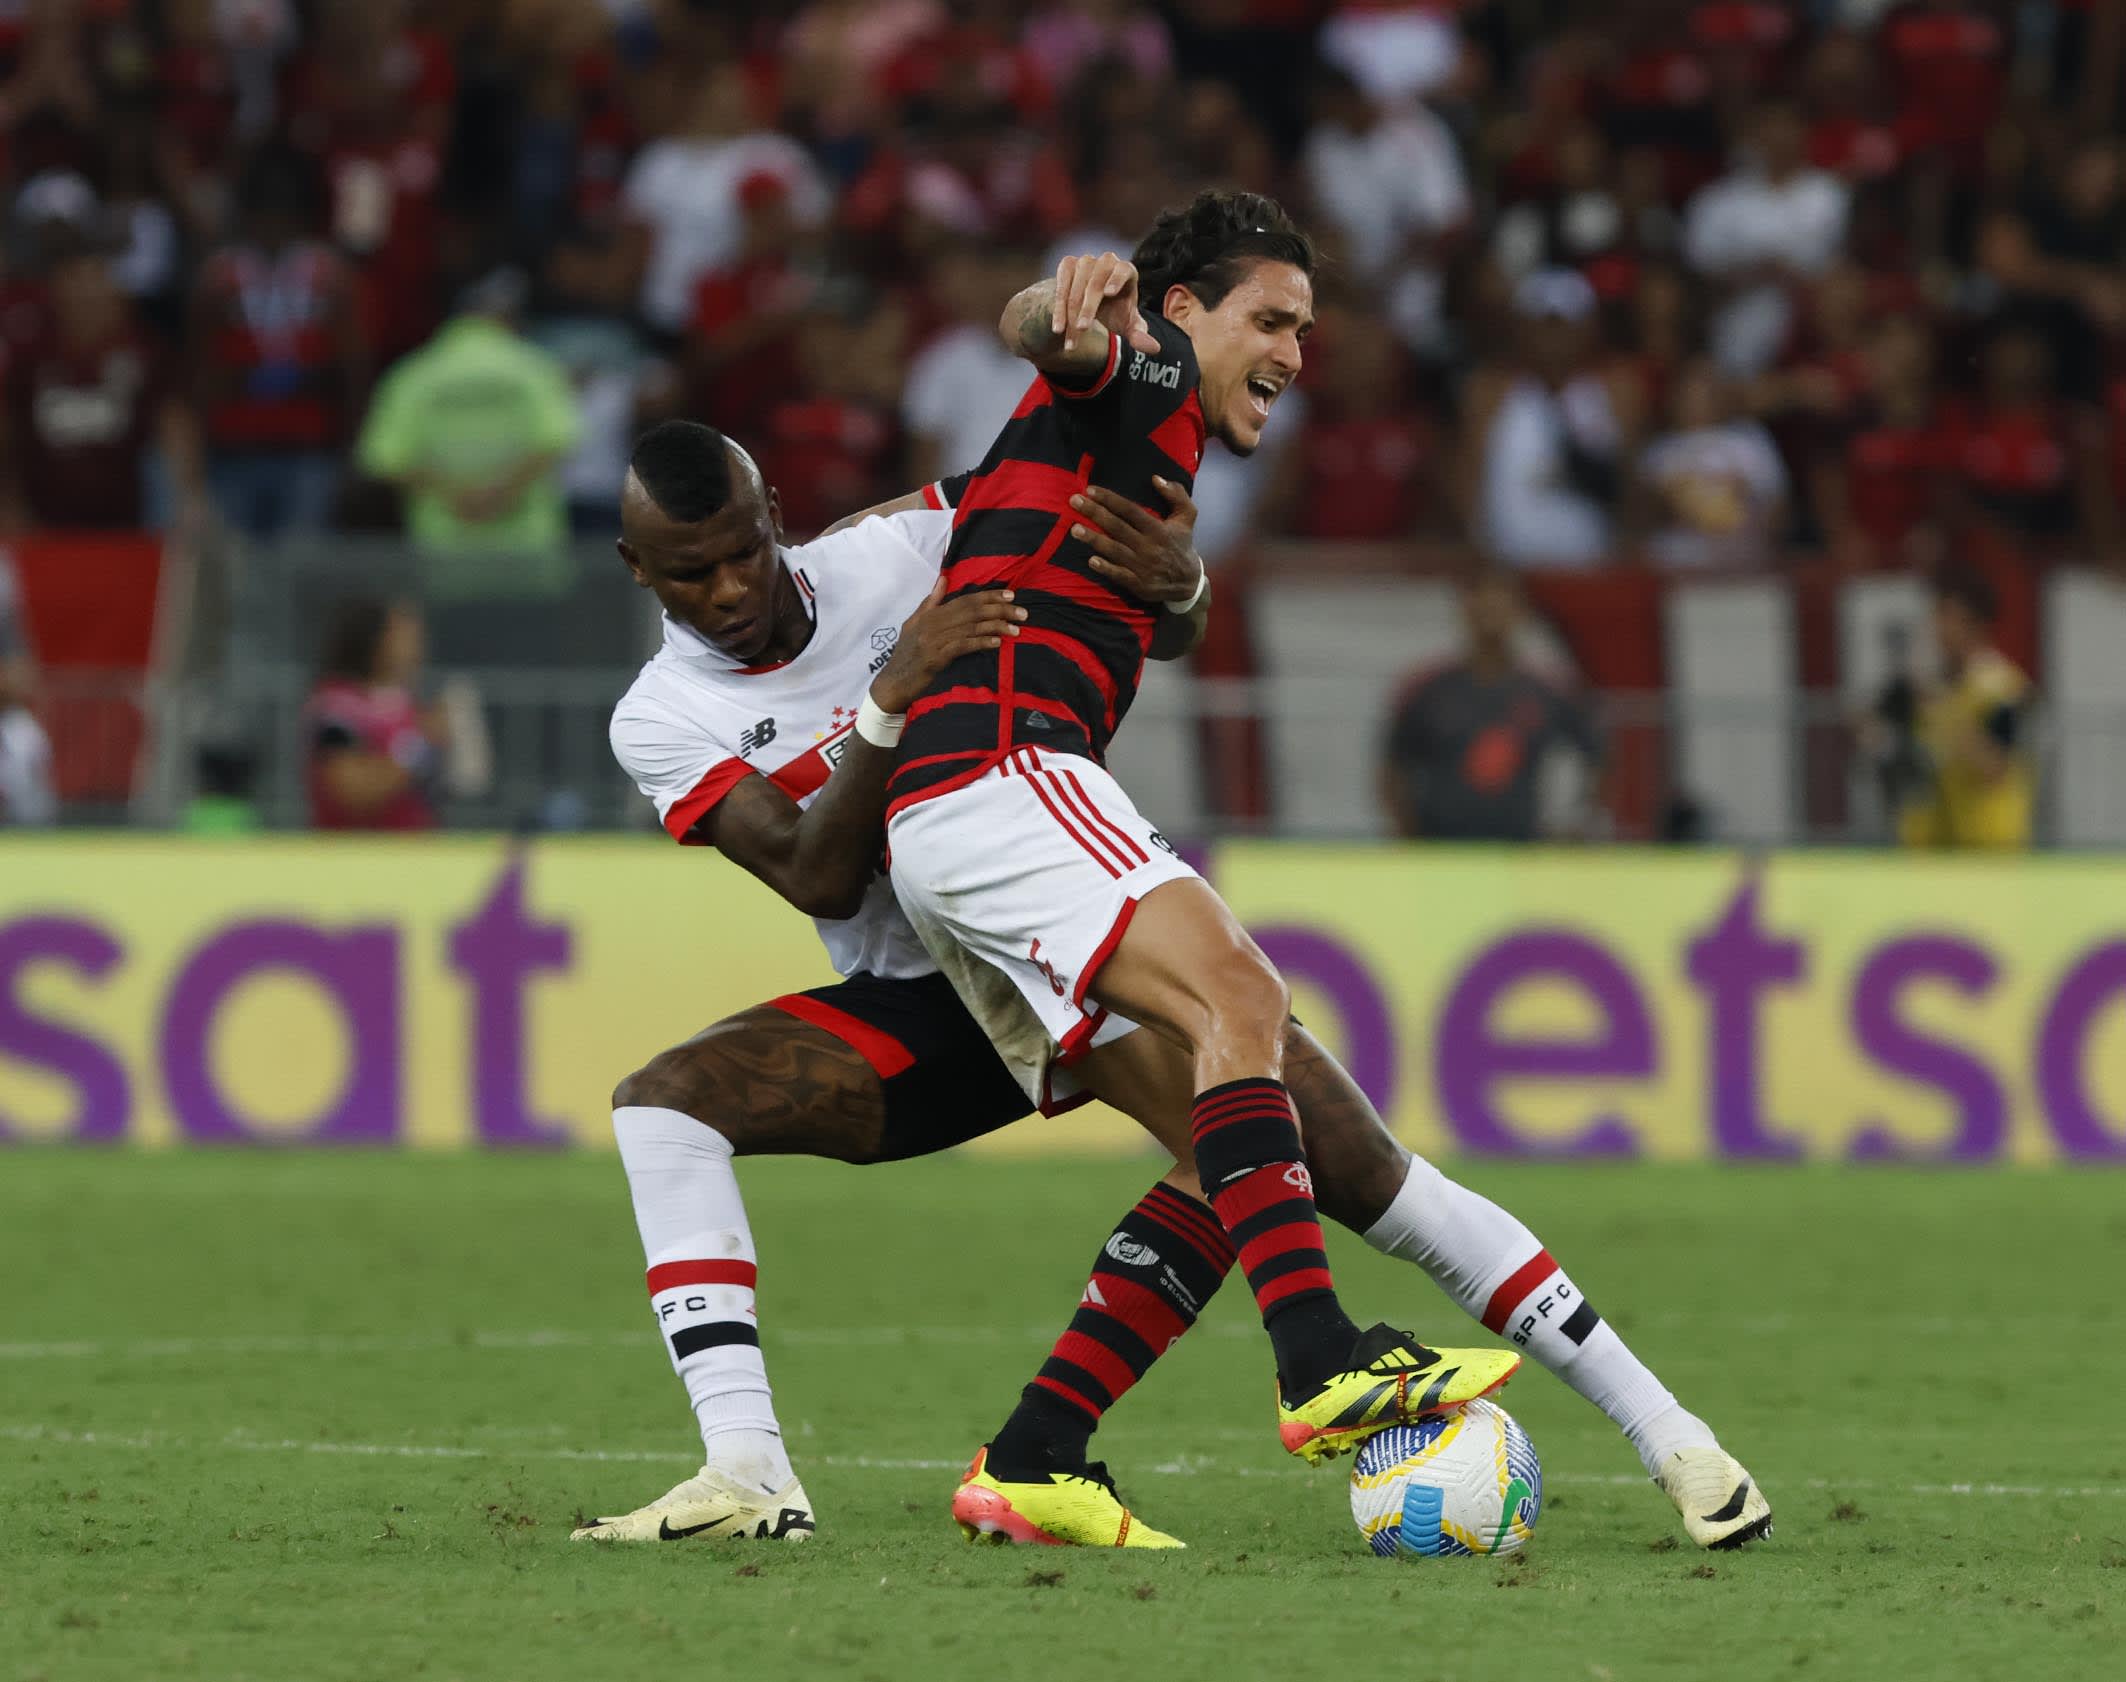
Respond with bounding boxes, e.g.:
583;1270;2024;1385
1131;189;1315;320
630;419;737;523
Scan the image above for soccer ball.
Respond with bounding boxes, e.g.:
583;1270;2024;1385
1348;1399;1542;1557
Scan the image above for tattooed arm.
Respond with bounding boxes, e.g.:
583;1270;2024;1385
1000;250;1162;381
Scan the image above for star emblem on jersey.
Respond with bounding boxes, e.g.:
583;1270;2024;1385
820;705;857;742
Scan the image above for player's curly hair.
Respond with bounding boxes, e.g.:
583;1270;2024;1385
1131;189;1315;318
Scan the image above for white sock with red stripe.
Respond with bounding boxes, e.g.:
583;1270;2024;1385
612;1105;794;1492
1363;1154;1717;1476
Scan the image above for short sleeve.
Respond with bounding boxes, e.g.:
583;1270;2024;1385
610;696;751;844
792;505;952;584
926;472;974;510
876;505;953;571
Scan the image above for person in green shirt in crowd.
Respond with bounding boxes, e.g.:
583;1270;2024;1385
356;268;583;599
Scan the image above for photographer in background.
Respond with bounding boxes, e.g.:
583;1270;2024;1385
1870;567;2036;850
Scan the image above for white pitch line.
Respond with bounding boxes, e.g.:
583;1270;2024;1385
0;1313;2018;1364
0;1331;643;1361
5;1425;2123;1500
0;1315;2014;1362
0;1326;1091;1363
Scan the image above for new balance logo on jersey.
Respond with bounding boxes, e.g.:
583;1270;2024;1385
1103;1234;1160;1267
1129;349;1182;390
739;718;777;756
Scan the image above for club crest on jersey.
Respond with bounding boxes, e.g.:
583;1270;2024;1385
1129;349;1181;390
739;717;777;756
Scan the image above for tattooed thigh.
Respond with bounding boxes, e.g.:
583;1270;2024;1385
611;1008;892;1164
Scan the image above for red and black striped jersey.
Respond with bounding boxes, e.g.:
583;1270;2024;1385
887;313;1207;817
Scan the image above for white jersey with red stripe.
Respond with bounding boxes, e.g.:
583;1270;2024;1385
609;505;953;981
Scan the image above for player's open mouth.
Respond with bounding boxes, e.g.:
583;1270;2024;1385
1245;375;1282;421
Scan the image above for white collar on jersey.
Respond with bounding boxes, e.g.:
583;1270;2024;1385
660;550;817;672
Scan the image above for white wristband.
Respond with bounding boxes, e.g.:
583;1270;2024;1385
855;691;905;748
1166;565;1209;615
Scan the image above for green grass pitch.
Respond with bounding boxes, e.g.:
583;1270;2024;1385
3;1152;2122;1682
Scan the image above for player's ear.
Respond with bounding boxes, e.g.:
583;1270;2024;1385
1161;284;1196;332
767;486;785;541
616;539;648;587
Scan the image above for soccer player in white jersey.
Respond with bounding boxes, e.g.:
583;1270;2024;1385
582;420;1770;1552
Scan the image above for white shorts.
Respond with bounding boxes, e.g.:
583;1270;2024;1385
887;747;1197;1101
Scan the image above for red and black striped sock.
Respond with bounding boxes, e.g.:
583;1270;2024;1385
989;1181;1235;1474
1191;1076;1358;1395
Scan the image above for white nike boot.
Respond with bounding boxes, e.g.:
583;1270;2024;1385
570;1466;815;1543
1654;1447;1773;1549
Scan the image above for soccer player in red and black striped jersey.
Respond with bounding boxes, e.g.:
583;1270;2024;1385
583;421;1769;1553
884;192;1521;1507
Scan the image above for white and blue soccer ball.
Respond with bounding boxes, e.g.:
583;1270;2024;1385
1348;1399;1542;1557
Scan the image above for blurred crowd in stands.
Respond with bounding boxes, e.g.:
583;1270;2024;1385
0;0;2104;840
0;0;2121;570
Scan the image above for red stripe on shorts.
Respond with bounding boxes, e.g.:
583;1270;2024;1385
769;992;916;1080
1071;893;1139;1008
1018;749;1125;876
1053;763;1148;866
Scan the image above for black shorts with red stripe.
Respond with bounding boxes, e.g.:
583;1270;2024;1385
768;970;1035;1160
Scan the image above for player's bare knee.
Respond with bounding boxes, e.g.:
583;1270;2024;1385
1207;952;1284;1033
1203;946;1289;1046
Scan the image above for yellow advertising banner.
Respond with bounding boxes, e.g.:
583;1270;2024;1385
2;838;2122;1160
